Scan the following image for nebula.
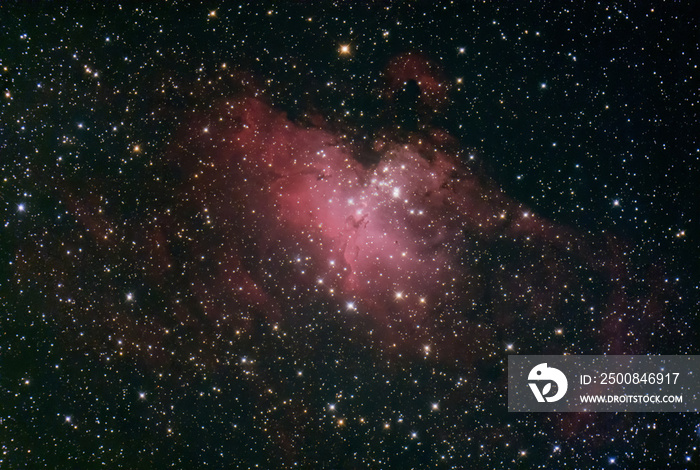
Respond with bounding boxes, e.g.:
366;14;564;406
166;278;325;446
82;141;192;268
145;92;665;362
6;4;695;466
19;74;669;372
10;59;675;466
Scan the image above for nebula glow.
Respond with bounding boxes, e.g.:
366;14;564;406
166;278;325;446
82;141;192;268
147;94;663;360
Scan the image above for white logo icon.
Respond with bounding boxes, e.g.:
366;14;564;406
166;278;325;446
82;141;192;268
528;363;568;403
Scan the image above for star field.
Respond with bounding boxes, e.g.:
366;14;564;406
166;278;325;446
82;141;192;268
1;2;699;468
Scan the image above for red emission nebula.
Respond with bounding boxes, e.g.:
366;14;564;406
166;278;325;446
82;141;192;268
48;58;670;373
159;94;665;362
5;5;697;466
20;59;673;447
